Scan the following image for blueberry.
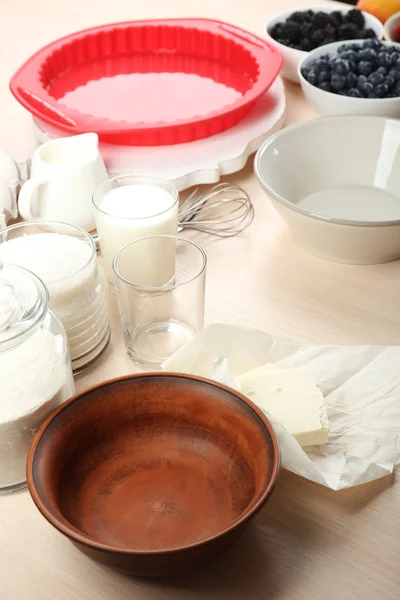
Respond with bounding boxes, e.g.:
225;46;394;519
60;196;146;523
314;59;329;74
377;52;392;68
367;92;378;98
368;71;385;86
318;82;332;92
331;72;347;91
358;61;373;76
360;81;374;96
347;88;362;98
338;44;347;55
347;71;357;88
391;53;400;65
363;39;380;50
318;70;330;84
347;50;360;63
307;69;318;86
389;68;400;82
386;76;395;90
333;58;350;74
377;66;387;76
329;55;338;67
375;83;389;98
386;46;397;54
396;80;400;95
359;48;377;62
357;74;367;89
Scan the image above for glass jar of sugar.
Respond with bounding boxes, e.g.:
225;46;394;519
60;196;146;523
0;262;74;493
0;221;110;372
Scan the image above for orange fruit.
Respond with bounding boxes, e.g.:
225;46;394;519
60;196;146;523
357;0;400;23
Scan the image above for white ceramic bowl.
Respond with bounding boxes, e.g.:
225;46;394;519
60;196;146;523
384;11;400;42
298;40;400;118
254;116;400;264
264;4;384;83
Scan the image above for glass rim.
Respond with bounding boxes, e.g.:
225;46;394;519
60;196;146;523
113;235;207;291
92;175;179;220
0;263;49;353
0;220;96;285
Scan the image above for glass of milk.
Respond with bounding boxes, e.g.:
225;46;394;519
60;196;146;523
93;175;179;287
113;235;207;370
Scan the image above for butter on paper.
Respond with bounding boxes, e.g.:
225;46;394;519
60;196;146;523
163;323;400;491
237;365;329;447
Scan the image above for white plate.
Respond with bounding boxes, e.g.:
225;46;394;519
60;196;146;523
33;78;286;192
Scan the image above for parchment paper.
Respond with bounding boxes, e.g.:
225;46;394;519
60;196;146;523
163;323;400;490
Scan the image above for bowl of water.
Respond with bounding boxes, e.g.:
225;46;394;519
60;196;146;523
254;115;400;264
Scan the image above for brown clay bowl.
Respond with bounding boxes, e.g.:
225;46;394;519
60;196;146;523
27;373;280;576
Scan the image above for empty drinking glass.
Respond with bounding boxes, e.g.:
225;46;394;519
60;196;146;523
113;235;206;370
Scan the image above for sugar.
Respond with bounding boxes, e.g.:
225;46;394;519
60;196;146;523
0;233;109;367
0;233;92;282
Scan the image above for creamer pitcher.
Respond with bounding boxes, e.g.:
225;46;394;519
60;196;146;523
18;133;108;231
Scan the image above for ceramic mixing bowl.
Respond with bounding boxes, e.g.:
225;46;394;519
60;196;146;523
254;115;400;264
27;373;280;576
298;40;400;118
264;4;383;83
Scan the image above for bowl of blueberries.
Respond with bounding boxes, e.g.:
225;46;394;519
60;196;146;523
265;5;384;83
299;39;400;118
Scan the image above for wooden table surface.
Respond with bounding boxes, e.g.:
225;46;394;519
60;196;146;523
1;0;400;598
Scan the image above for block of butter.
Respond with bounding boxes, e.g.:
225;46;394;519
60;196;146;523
237;365;329;447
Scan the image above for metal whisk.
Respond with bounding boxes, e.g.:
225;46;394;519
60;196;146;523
178;183;254;237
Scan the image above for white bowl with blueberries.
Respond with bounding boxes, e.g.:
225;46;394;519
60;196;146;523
254;115;400;265
265;5;384;83
299;39;400;118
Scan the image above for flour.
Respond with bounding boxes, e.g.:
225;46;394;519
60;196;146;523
0;233;109;369
0;326;73;490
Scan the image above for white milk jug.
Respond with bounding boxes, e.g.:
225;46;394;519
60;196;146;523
18;133;108;232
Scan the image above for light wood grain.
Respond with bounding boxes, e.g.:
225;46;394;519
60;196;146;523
1;1;400;599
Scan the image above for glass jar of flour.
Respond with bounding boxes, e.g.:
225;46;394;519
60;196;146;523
0;263;74;493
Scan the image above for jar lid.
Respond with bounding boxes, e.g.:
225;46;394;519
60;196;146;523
0;262;48;348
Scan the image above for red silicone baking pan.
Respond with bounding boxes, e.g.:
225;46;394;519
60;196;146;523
10;19;283;146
